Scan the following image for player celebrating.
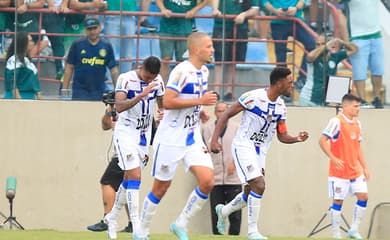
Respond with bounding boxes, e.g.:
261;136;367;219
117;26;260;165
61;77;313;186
104;56;165;239
210;67;309;240
134;32;218;240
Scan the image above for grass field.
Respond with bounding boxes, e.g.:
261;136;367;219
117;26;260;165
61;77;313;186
0;230;340;240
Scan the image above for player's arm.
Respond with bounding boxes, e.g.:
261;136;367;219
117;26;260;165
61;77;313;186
163;88;217;109
115;81;159;113
319;134;344;169
156;95;164;121
276;120;309;144
210;101;243;153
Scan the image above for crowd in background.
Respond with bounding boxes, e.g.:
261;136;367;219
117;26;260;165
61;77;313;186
0;0;386;108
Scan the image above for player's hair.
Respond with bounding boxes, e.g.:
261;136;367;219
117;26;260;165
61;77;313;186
143;56;161;74
342;93;361;103
269;67;291;85
187;31;209;50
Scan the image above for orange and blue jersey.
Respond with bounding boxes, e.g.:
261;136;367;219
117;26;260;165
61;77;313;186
322;113;363;180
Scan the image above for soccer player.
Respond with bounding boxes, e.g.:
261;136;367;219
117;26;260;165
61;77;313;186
319;93;370;239
134;32;218;240
104;56;165;240
210;67;309;240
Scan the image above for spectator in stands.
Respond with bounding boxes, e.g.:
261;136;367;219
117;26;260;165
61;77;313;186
263;0;315;70
103;0;137;73
64;0;107;52
298;36;357;107
61;17;119;100
201;101;242;235
14;0;45;43
347;0;384;108
43;0;69;80
155;0;210;81
4;32;42;99
139;0;158;32
0;0;11;54
212;0;259;101
255;1;271;41
308;0;349;41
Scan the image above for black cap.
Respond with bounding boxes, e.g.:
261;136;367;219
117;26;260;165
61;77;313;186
84;17;100;28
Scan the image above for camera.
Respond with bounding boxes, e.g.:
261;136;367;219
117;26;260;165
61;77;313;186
282;7;289;11
102;90;117;120
102;90;115;105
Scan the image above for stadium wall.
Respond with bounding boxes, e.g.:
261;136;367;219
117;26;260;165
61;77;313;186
0;100;389;238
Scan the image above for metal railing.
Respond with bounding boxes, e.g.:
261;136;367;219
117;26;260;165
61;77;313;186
0;7;325;99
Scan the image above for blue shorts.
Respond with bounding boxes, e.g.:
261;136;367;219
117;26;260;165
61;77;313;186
350;37;384;81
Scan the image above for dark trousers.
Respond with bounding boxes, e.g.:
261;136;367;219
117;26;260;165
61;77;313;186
271;22;315;79
43;13;65;73
210;184;242;235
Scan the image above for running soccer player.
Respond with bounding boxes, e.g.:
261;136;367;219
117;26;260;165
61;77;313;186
134;32;218;240
210;67;309;240
104;56;165;240
319;93;370;239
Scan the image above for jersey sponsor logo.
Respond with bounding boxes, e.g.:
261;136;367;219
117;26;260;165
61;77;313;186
171;0;192;7
136;115;151;130
250;132;267;143
81;57;105;66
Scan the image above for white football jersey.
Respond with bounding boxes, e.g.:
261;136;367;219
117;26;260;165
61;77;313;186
154;60;209;147
114;70;165;146
233;88;287;156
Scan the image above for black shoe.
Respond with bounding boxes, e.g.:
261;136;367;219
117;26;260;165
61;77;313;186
140;19;157;32
120;222;133;233
87;220;108;232
371;97;384;109
360;99;374;109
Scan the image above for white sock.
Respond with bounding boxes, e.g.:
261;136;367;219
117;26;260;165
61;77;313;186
350;203;366;233
221;192;248;217
138;192;160;237
247;191;262;235
126;180;141;233
175;187;208;229
330;208;342;238
108;183;127;220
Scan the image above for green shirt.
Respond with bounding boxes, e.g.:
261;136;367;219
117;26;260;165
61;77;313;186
310;50;348;105
214;0;259;30
107;0;137;12
159;0;197;35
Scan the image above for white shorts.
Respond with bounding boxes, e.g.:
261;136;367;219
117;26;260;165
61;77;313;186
151;142;213;181
328;175;368;200
114;132;148;171
232;143;265;184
